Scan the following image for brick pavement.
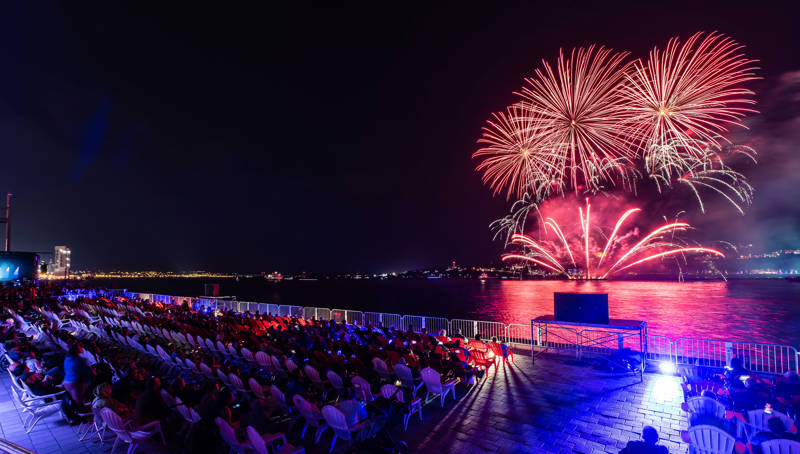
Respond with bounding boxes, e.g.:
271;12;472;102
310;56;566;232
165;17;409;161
0;353;688;453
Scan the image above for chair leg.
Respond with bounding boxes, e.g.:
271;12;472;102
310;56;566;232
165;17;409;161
301;422;309;438
329;434;337;453
403;413;409;431
127;442;139;454
314;425;327;444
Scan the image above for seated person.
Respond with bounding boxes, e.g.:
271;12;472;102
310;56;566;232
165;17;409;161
750;416;800;451
133;377;168;425
619;426;669;454
92;383;131;418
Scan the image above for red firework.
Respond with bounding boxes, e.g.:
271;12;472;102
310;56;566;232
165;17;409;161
500;198;724;279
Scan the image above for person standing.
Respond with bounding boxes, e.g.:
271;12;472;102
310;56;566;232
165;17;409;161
62;344;93;406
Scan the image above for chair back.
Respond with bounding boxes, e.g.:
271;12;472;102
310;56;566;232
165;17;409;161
372;358;392;381
747;409;793;433
160;389;176;408
204;338;216;351
99;407;133;443
271;355;285;372
229;373;245;390
286;358;299;373
270;385;287;408
394;364;415;388
227;344;239;357
217;369;230;384
469;339;487;351
246;426;269;454
216;417;247;452
686;397;726;420
216;341;227;354
304;365;322;384
488;342;503;357
255;351;270;367
200;362;214;378
322;405;353;440
687;425;736;454
241;348;255;362
327;371;345;391
351;376;374;401
421;367;443;394
761;439;800;454
380;384;400;400
249;378;265;399
293;394;322;427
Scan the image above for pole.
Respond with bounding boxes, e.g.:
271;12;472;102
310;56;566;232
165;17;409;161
2;193;10;252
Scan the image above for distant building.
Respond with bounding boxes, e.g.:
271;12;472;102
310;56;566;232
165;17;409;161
53;245;71;276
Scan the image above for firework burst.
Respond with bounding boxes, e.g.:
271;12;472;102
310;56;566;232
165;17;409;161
501;198;725;279
622;31;759;180
518;45;637;194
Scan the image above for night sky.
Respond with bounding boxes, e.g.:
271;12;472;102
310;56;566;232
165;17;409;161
2;2;799;273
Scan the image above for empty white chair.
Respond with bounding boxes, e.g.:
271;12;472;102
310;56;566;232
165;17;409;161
321;405;365;453
421;367;456;407
249;378;268;402
372;357;392;382
255;351;271;369
293;394;328;444
761;439;800;454
303;365;328;398
99;407;166;454
285;358;299;374
393;364;423;398
216;417;252;453
326;370;347;397
351;376;375;402
217;369;232;385
687;425;736;454
229;373;247;392
241;348;255;363
246;426;302;454
270;385;291;414
200;362;215;379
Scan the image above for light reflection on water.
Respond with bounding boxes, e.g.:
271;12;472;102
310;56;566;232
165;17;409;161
470;280;800;345
108;277;800;347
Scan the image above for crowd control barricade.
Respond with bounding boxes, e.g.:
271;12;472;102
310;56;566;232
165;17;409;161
402;315;423;332
364;312;381;327
423;316;448;334
330;309;346;323
675;338;799;375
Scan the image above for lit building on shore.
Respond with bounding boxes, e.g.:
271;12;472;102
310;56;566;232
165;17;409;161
53;245;71;277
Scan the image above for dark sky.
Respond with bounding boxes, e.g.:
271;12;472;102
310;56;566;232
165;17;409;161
2;1;799;272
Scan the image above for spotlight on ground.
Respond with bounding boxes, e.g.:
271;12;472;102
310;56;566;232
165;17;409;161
658;361;676;375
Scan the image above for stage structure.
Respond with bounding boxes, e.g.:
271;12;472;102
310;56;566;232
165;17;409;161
531;292;647;381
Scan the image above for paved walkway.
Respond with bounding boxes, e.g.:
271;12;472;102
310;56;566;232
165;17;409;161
0;354;688;454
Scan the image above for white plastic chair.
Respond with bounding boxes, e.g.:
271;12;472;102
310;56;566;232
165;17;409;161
687;425;736;454
303;365;328;398
255;351;272;369
270;385;291;414
249;378;268;402
293;394;328;444
747;409;794;434
241;348;255;363
246;426;302;454
229;373;247;392
421;367;456;407
685;396;727;422
372;357;392;382
351;376;375;402
99;407;166;454
393;364;423;398
326;370;347;398
321;405;366;453
761;439;800;454
216;417;253;453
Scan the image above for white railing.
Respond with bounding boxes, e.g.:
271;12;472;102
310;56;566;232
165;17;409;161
118;291;800;375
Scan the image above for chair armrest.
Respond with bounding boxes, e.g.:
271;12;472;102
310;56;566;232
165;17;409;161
442;379;458;386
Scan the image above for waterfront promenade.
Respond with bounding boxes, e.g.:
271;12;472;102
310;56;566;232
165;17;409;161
0;351;688;453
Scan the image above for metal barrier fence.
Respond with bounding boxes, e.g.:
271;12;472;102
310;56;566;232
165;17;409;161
120;291;800;375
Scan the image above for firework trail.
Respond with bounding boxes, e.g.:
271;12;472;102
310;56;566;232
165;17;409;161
501;198;724;279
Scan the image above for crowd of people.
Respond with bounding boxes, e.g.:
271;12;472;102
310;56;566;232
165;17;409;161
1;285;513;453
680;357;800;452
